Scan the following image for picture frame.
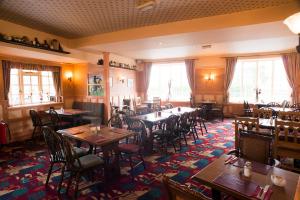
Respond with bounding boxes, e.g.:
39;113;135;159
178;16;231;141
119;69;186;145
88;74;105;97
127;78;134;88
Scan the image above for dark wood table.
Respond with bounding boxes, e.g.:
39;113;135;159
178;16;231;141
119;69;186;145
58;125;134;179
192;154;300;200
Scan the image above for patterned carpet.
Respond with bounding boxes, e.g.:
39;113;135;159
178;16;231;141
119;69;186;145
0;119;234;200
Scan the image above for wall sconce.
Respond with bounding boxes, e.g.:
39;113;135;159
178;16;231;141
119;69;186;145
204;73;215;81
284;12;300;53
65;72;73;82
119;76;125;84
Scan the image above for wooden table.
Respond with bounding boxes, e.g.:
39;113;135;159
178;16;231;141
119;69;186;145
192;154;300;200
58;125;134;179
269;107;294;112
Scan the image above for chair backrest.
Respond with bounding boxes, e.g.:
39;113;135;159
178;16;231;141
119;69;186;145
274;119;300;159
42;126;65;163
164;103;174;109
0;121;11;144
164;115;180;134
278;111;300;122
235;117;259;131
178;112;190;130
238;129;272;165
29;109;43;126
107;115;123;128
62;136;81;170
127;119;148;145
162;176;210;200
267;102;281;107
253;107;273;119
136;97;142;106
49;109;60;127
153;97;161;108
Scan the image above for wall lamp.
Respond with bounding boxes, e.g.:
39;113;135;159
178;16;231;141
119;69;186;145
66;72;73;82
204;73;215;81
119;76;125;84
284;12;300;53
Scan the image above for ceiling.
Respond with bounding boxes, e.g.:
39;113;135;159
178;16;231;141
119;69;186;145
0;0;296;38
80;21;298;59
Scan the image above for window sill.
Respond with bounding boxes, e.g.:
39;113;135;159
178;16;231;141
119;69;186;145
8;102;64;110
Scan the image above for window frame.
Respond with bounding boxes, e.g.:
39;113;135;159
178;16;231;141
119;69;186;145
8;69;56;106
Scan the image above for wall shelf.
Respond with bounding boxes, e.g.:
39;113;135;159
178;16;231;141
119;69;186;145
0;38;70;54
109;65;137;71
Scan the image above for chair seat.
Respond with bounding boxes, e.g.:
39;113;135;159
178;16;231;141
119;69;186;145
74;154;104;169
73;147;88;157
118;143;140;153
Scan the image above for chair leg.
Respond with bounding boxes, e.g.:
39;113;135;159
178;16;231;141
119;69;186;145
182;133;188;146
139;153;146;169
58;164;65;194
128;155;134;180
32;126;37;140
74;173;81;199
45;162;54;187
66;172;74;195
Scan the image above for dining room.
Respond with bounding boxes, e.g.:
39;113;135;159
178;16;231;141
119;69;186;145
0;1;300;200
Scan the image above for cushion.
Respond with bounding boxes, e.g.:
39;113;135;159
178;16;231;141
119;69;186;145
118;143;139;153
73;147;88;157
74;154;104;169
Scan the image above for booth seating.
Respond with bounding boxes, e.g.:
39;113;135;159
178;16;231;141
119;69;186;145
72;101;105;125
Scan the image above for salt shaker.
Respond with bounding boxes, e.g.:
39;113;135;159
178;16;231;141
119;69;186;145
244;161;252;177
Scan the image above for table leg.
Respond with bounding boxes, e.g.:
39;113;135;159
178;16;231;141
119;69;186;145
101;142;121;181
212;188;221;200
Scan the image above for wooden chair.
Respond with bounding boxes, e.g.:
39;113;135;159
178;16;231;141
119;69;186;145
210;104;224;121
195;108;208;135
278;111;300;122
0;121;11;147
154;115;181;153
42;127;88;193
118;119;147;180
49;109;72;131
152;97;162;111
162;175;210;200
253;107;273;119
274;120;300;161
107;115;123;128
229;129;275;165
178;112;192;145
243;101;253;117
30;109;52;139
164;103;174;109
62;136;105;199
234;117;259;150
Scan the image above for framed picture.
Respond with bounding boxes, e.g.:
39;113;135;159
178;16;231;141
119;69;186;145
88;74;105;96
127;78;134;88
109;77;113;87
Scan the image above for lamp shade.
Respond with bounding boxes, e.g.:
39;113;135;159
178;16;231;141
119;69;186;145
284;12;300;34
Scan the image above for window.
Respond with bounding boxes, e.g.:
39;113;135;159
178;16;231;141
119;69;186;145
9;69;56;106
229;57;292;103
148;62;191;101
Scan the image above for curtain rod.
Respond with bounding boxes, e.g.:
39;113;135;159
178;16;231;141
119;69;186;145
221;51;296;59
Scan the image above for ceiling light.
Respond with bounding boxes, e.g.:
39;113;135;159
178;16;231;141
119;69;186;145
284;12;300;53
136;0;159;12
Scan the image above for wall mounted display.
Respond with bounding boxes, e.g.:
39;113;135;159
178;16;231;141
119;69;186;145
128;78;134;88
88;74;105;96
109;60;137;71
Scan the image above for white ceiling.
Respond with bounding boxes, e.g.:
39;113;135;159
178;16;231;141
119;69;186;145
80;21;298;59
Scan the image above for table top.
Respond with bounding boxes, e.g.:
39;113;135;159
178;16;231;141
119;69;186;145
161;107;196;115
259;118;275;130
269;107;294;112
132;111;173;123
57;125;134;146
47;109;91;116
142;100;157;104
192;154;300;200
195;101;217;104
